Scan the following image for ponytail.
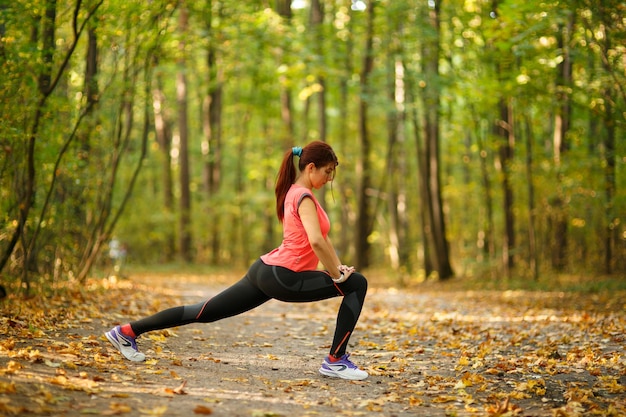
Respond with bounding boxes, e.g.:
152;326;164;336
275;150;297;221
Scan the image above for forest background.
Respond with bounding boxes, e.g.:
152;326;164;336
0;0;624;294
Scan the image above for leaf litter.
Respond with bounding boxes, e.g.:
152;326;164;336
0;273;624;416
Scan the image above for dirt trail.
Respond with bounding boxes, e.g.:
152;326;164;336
0;272;624;416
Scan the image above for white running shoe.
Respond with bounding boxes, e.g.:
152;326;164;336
105;325;146;362
319;353;368;380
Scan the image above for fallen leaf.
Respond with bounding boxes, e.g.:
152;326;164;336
164;380;187;395
193;405;213;415
138;405;168;416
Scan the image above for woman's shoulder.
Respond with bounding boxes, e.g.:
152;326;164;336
286;185;317;213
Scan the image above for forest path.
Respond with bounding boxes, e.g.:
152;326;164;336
0;271;624;416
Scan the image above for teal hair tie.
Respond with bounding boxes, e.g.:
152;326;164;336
292;146;303;157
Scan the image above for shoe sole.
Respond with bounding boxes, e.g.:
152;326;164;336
319;367;368;380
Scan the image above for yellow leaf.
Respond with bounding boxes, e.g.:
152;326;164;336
553;402;584;417
0;397;27;415
101;402;133;415
509;391;530;400
0;381;17;394
49;375;69;386
138;405;168;416
454;380;466;389
408;396;424;406
432;395;457;403
148;334;167;342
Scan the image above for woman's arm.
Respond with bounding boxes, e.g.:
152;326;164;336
298;197;343;279
324;235;342;269
324;235;355;283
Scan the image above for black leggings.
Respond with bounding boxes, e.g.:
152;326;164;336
129;259;368;358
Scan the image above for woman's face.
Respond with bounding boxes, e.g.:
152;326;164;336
309;162;337;189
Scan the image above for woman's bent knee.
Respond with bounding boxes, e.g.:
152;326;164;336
350;272;368;292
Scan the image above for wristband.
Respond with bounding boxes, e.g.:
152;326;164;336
332;272;346;283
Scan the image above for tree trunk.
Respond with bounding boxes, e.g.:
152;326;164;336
474;112;495;265
384;57;402;272
177;3;193;262
311;0;326;145
602;86;616;274
383;26;409;277
524;115;538;280
496;98;515;276
1;0;57;287
420;0;453;280
309;0;327;209
276;0;294;145
336;2;355;263
409;91;433;277
551;12;574;272
355;0;375;270
597;12;616;274
202;0;224;264
152;72;175;261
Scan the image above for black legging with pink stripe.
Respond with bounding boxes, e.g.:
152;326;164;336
129;258;367;358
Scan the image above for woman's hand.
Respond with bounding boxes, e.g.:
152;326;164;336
332;265;355;283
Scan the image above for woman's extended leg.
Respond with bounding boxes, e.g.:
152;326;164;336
130;275;270;335
105;266;270;361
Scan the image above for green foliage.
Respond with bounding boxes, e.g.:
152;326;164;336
1;0;624;289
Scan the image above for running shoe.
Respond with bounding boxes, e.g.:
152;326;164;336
105;325;146;362
319;353;368;380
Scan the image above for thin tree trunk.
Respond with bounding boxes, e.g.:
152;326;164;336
475;113;495;265
355;0;375;269
594;7;617;274
310;0;327;209
406;66;432;276
276;0;294;145
496;98;515;277
383;36;409;277
202;0;223;264
336;2;355;263
421;0;453;280
384;56;401;272
310;0;326;144
524;115;538;280
602;85;616;274
412;103;432;276
77;61;153;282
550;12;573;272
177;3;192;262
152;72;175;261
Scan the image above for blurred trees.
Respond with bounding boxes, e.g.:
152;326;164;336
0;0;624;292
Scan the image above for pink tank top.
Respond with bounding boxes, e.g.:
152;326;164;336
261;184;330;271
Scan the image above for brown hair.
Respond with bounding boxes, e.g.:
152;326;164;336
274;141;338;221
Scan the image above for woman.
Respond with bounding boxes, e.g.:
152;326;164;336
105;141;369;380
